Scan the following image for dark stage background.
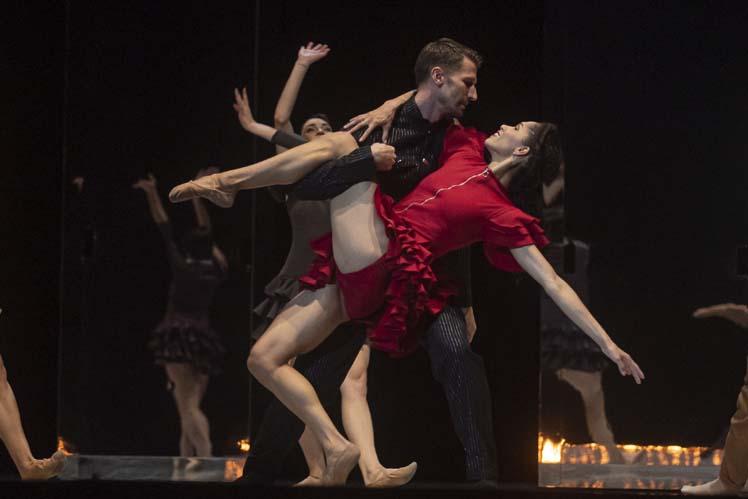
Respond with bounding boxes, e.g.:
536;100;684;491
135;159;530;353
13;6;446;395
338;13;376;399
1;0;748;486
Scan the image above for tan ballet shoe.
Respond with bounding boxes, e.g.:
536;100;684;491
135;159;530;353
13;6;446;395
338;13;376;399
366;462;418;488
19;450;66;480
321;442;359;486
294;474;323;487
681;478;740;495
168;174;236;208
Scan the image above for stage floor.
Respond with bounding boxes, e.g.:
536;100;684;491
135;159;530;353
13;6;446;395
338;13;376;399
53;454;725;492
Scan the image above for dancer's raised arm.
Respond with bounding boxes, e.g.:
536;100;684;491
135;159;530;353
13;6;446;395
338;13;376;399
133;174;168;225
274;42;330;150
510;244;644;384
233;87;277;143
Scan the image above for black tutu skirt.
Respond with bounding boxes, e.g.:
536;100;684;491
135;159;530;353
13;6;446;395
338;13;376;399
149;313;226;375
541;327;610;373
250;274;300;340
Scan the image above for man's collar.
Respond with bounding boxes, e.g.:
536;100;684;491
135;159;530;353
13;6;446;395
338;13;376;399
401;93;449;129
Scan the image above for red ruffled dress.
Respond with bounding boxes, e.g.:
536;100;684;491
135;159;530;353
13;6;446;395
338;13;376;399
300;125;549;355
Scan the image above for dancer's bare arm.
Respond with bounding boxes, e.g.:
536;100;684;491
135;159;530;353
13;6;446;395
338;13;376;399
233;87;276;142
344;90;415;143
133;174;168;224
511;244;645;384
274;42;330;152
693;303;748;328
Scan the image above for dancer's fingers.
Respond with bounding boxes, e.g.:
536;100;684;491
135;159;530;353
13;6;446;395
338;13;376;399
346;120;368;136
358;123;377;142
344;114;365;129
382;122;392;144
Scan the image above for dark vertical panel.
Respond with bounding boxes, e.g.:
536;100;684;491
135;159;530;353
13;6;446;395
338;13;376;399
60;2;257;454
0;1;64;476
542;1;748;446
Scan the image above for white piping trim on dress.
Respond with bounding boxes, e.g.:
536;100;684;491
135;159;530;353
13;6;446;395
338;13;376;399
393;168;491;214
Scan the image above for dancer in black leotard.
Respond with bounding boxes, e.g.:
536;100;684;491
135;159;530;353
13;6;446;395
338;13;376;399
134;171;227;457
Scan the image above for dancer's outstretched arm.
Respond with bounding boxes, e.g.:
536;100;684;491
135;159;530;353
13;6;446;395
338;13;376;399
511;245;645;384
274;42;330;139
233;87;277;143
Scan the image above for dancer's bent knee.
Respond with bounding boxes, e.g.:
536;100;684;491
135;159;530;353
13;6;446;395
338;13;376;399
322;131;358;158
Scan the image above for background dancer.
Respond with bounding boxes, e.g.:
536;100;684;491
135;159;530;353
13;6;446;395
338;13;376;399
682;303;748;495
540;239;624;463
133;172;227;457
233;41;416;487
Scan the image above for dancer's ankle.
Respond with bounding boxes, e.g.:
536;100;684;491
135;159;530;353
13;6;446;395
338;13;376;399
360;461;385;484
16;456;37;478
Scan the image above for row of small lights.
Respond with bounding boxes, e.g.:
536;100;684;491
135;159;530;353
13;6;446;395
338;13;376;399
538;435;722;466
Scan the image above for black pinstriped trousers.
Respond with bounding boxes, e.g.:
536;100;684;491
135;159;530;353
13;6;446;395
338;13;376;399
420;306;497;481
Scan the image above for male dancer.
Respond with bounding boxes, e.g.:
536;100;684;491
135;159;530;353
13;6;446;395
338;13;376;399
239;38;497;485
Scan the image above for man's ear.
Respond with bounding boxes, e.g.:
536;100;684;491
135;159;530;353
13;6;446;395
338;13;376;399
513;145;530;156
431;66;445;86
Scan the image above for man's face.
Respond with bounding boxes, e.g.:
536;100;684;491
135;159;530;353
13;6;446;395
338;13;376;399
437;57;478;118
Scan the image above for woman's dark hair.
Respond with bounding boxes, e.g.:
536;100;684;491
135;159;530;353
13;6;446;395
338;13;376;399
413;38;483;86
180;227;213;260
507;123;564;217
302;113;333;129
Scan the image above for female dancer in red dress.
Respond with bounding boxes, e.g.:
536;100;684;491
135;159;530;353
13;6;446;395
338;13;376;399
170;120;644;485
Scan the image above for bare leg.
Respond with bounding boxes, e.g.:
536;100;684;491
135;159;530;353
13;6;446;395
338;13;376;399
683;364;748;495
247;285;359;485
557;368;624;463
330;182;389;273
169;132;358;207
164;363;212;457
0;355;65;479
179;433;194;457
340;344;417;487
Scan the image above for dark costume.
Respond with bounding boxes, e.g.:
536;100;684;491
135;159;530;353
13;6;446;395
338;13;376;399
540;239;609;372
148;223;226;374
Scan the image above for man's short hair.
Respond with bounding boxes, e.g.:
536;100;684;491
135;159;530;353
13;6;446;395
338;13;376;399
413;38;483;85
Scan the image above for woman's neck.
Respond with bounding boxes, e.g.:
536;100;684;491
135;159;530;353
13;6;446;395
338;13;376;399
488;158;517;188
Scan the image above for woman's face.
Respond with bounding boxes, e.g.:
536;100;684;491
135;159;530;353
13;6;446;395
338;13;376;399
484;121;539;159
301;118;333;141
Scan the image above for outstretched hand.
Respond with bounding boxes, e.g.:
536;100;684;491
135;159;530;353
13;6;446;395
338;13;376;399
603;343;645;384
693;303;748;328
233;87;255;132
132;173;157;191
344;103;398;143
297;42;330;66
